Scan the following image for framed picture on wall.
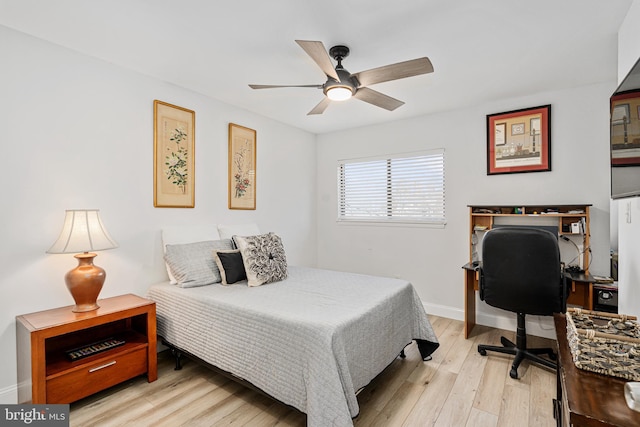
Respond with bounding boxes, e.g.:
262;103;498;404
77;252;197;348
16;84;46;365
153;100;195;207
228;123;256;210
486;104;551;175
494;122;506;146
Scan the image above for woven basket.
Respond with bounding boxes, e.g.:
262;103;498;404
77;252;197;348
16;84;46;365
566;308;640;380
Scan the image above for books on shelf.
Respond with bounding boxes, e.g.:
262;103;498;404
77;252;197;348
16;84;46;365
592;275;615;284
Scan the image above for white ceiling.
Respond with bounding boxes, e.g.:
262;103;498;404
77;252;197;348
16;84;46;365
0;0;633;134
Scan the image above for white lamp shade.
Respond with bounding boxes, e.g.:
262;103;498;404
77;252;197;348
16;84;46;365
47;210;118;254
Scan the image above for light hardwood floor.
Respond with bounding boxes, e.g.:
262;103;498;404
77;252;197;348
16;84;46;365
70;316;558;426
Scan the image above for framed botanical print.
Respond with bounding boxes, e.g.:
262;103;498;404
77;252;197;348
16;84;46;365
228;123;256;210
153;100;195;207
486;105;551;175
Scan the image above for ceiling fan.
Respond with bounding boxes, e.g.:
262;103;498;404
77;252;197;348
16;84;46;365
248;40;434;115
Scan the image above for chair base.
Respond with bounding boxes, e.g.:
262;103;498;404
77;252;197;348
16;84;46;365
477;314;557;379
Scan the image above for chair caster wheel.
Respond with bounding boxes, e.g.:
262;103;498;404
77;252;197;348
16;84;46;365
509;368;518;379
478;348;487;356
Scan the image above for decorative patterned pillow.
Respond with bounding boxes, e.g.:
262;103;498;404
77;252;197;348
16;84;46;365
213;249;247;285
164;239;233;287
233;233;288;287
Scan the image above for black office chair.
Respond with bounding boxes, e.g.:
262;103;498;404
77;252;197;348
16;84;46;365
477;227;566;379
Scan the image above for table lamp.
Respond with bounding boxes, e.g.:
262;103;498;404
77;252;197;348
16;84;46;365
47;210;118;312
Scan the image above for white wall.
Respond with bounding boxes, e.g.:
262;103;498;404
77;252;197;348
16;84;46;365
0;26;318;403
317;82;614;338
616;0;640;318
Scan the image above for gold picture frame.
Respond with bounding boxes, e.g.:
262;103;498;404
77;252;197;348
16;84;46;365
228;123;256;210
153;100;195;208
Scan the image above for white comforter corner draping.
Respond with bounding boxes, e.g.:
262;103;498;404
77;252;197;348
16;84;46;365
147;266;438;427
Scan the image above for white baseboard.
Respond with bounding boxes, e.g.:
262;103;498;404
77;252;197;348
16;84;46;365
422;301;556;340
0;384;17;404
423;302;464;321
475;311;556;340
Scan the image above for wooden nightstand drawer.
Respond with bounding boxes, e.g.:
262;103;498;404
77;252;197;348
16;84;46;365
46;346;148;403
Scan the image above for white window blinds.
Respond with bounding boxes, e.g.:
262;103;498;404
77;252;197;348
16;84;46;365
338;149;445;225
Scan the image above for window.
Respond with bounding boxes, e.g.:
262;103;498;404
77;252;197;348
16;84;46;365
338;149;445;225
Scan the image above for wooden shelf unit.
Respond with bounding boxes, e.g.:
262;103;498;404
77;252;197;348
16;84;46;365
16;294;157;404
469;204;591;272
463;204;593;339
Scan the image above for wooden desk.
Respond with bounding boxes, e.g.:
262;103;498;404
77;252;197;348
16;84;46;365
565;272;597;309
463;264;594;339
462;262;480;339
554;313;640;426
464;204;593;339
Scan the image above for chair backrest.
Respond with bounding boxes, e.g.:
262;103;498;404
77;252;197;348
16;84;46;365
480;227;565;315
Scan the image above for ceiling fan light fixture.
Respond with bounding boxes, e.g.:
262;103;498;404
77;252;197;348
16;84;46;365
325;86;353;101
249;40;434;115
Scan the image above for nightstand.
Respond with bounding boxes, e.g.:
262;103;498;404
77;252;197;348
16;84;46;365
16;294;157;404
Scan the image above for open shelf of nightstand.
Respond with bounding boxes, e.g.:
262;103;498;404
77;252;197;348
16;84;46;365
46;329;148;378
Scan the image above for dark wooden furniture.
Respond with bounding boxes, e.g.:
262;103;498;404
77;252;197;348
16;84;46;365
16;294;157;404
564;272;597;309
464;204;592;338
554;313;640;427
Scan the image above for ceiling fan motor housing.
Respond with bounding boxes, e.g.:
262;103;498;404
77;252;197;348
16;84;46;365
323;68;358;97
324;46;358;98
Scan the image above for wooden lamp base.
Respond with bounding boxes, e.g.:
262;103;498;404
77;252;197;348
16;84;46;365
65;252;106;313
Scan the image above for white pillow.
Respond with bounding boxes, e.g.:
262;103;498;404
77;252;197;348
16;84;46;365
161;225;220;283
217;223;260;240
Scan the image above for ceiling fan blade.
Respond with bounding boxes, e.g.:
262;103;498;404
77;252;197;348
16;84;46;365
308;97;332;115
249;84;322;89
352;57;433;87
353;87;404;111
295;40;340;81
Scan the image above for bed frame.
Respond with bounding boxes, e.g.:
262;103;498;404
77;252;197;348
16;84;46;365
160;336;299;410
160;336;433;418
163;336;433;371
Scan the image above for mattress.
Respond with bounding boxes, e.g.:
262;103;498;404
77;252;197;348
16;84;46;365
147;266;439;426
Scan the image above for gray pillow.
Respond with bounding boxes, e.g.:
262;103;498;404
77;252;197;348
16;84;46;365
164;239;234;287
233;233;288;287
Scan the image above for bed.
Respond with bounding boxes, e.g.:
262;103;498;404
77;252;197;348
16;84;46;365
147;227;439;426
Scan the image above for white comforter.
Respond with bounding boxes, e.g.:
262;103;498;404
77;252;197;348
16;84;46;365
147;266;439;426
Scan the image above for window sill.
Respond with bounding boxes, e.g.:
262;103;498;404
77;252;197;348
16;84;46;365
336;219;446;228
